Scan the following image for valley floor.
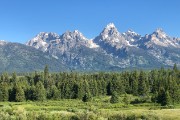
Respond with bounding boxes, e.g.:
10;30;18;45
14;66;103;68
0;96;180;120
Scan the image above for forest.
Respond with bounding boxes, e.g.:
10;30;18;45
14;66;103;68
0;64;180;119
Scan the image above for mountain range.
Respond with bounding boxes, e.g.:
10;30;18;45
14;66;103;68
1;23;180;72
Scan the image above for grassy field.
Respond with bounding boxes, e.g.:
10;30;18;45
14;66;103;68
0;96;180;120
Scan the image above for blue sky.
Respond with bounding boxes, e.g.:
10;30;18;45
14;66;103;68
0;0;180;43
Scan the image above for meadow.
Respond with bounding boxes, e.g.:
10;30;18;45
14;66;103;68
0;95;179;120
0;67;179;119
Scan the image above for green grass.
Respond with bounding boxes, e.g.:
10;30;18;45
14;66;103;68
0;96;179;120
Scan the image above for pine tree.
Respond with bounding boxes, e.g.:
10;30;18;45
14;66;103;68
72;84;79;99
138;71;147;96
173;63;178;73
35;81;46;101
26;85;36;100
131;71;139;95
44;65;49;89
51;85;60;100
157;87;165;104
0;83;9;101
107;81;113;95
123;93;130;106
15;86;25;102
157;87;170;106
164;91;172;106
12;72;18;82
82;92;91;102
110;91;119;104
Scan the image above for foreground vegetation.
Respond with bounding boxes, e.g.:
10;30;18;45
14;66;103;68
0;97;180;120
0;64;180;119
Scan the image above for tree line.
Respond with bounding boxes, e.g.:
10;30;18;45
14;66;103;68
0;65;179;106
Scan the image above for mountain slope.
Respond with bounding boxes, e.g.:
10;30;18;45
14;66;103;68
0;41;66;72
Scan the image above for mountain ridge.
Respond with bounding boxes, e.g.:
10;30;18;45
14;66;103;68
0;23;179;72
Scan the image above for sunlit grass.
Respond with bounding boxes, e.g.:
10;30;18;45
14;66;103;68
0;96;179;120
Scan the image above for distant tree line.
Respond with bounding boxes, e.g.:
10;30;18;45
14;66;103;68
0;65;179;106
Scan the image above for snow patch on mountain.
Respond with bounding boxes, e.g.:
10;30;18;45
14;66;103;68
0;40;8;45
88;40;99;48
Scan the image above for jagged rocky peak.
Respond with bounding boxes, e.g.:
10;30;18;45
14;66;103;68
151;28;168;39
101;23;120;39
36;32;60;41
105;23;116;29
126;29;140;36
61;30;87;41
93;23;129;50
124;29;141;39
26;32;61;52
140;28;180;48
26;32;60;45
122;29;141;46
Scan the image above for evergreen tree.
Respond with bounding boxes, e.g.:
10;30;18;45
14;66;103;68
173;63;178;73
158;89;172;106
107;81;113;95
35;81;46;101
110;91;119;104
82;92;91;102
12;72;18;82
131;71;139;95
157;87;165;103
8;88;15;101
151;91;158;103
26;85;36;101
15;86;25;102
72;84;79;99
123;93;130;106
91;80;98;96
138;71;147;96
0;83;9;101
164;91;172;106
50;85;60;100
44;65;49;89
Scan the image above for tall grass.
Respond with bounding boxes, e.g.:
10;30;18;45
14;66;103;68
0;96;179;120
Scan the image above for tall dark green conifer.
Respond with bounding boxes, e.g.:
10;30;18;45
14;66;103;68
138;71;147;96
123;93;130;106
164;91;172;106
15;86;25;102
82;92;91;102
131;71;139;95
35;81;46;101
0;83;9;101
44;65;49;89
173;63;178;73
110;91;119;104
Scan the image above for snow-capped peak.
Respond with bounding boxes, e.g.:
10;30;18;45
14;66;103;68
0;40;8;45
155;28;164;33
105;23;116;29
151;28;168;39
74;30;80;34
62;30;87;40
101;23;120;38
126;29;139;36
73;30;85;38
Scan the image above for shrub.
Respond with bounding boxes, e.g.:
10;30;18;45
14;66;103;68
110;92;119;104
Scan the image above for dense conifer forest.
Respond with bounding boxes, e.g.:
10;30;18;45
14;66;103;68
0;64;179;107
